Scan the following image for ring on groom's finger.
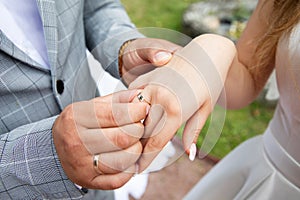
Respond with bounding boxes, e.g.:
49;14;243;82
137;92;151;105
93;154;104;175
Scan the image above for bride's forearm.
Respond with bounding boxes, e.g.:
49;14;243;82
219;55;257;109
176;34;236;107
192;34;236;84
181;34;257;109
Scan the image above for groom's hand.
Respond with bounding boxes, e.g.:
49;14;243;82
120;38;181;85
52;90;149;189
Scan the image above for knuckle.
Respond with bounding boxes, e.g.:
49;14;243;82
63;136;82;154
95;103;118;126
60;104;75;123
155;86;169;100
114;133;131;149
114;124;144;149
128;142;143;155
110;107;123;125
126;123;144;138
166;100;181;116
146;137;166;153
155;87;181;116
107;157;127;172
54;105;83;153
102;110;115;125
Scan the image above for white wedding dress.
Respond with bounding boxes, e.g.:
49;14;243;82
184;23;300;200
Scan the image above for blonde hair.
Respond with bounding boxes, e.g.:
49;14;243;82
251;0;300;90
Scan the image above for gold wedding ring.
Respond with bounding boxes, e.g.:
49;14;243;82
93;154;103;175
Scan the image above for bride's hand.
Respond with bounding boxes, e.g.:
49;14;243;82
129;35;235;172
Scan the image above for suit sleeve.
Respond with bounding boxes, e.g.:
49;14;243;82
0;116;84;199
83;0;144;79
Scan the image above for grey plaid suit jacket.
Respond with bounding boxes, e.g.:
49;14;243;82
0;0;141;199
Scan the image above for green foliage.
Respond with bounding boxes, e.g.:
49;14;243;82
121;0;200;31
201;102;274;158
232;4;252;21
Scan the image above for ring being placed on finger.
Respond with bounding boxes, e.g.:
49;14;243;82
137;92;151;105
93;154;103;175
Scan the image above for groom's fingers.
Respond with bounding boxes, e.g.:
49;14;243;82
94;89;140;103
73;101;149;128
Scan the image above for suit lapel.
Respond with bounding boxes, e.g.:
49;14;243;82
0;0;57;72
0;31;46;70
36;0;57;75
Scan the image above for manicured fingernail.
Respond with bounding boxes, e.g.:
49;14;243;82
154;52;172;63
189;143;197;161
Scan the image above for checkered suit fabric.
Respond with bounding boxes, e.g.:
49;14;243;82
0;0;140;199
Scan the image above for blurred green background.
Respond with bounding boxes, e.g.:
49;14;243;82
121;0;275;158
121;0;200;30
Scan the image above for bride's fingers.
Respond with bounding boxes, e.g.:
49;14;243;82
182;103;211;160
138;116;180;173
131;86;175;141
